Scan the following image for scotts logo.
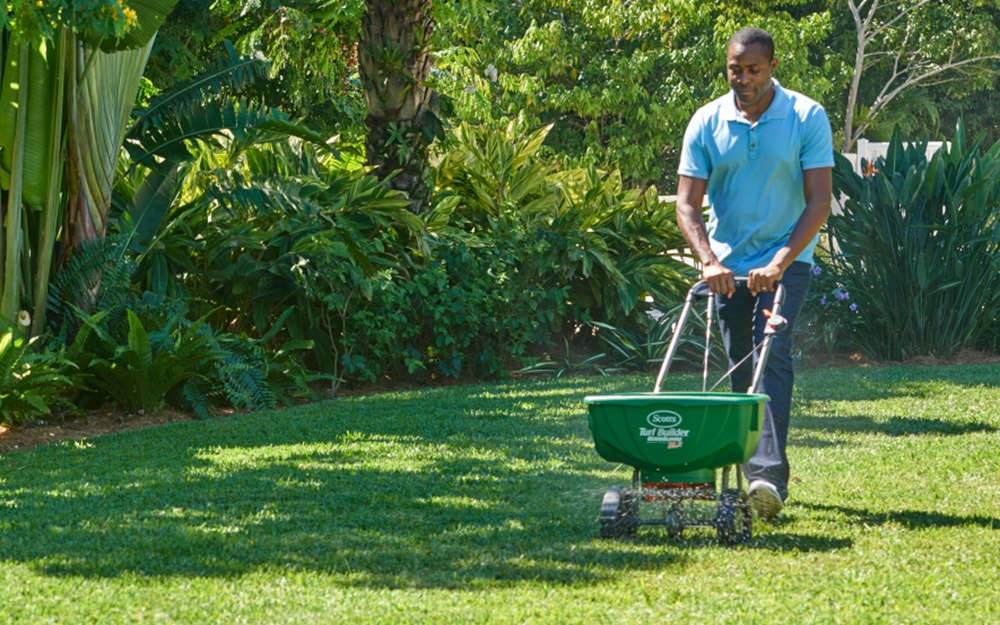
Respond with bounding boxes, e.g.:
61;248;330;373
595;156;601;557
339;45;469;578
646;410;683;429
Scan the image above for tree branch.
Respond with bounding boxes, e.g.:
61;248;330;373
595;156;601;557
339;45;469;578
870;0;932;40
875;54;1000;111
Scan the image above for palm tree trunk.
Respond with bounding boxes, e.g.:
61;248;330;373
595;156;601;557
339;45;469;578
359;0;437;212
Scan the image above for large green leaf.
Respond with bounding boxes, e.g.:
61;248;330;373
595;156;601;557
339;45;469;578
0;36;58;206
127;41;270;140
66;39;154;247
125;97;331;169
122;164;180;254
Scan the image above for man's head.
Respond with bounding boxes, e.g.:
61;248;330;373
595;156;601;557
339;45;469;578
726;27;777;109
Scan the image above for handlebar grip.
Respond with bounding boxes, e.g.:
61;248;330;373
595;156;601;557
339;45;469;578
687;277;750;301
686;277;785;305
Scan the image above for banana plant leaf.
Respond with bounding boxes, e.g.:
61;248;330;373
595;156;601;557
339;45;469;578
0;36;58;206
66;38;155;248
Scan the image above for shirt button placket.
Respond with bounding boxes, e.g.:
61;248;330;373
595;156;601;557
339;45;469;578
749;125;758;160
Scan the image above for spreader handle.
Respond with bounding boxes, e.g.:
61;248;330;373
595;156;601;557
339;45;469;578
653;278;786;394
686;276;779;300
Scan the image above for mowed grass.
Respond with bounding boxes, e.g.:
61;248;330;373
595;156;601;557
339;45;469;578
1;365;998;624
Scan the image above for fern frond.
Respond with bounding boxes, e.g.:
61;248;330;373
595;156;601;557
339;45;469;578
48;235;135;341
180;380;214;420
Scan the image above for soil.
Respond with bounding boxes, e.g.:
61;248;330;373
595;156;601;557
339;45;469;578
0;408;200;455
3;349;999;456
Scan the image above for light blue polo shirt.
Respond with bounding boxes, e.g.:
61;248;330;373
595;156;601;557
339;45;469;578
677;80;834;275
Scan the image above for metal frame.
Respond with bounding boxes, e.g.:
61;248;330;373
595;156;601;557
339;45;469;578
653;278;786;394
623;278;787;542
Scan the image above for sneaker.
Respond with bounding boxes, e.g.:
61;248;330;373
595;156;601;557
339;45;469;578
748;480;783;520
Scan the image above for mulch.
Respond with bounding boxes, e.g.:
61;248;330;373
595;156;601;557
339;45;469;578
0;408;199;455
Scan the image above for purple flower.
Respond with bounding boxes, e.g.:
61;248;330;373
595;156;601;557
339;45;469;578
820;295;827;305
834;290;850;301
850;302;858;312
812;265;821;276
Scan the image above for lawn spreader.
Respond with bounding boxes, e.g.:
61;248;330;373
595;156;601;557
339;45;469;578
584;278;787;545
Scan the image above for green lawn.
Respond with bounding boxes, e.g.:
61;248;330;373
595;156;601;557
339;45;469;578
1;365;998;624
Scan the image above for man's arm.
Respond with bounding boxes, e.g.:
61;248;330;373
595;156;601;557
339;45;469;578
676;174;736;297
746;166;832;295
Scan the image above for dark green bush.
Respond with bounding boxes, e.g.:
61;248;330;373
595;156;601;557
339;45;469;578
345;238;567;382
128;125;693;389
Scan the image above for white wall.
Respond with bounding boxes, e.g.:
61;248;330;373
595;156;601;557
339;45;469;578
842;139;949;175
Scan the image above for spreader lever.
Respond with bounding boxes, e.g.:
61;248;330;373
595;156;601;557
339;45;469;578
763;312;787;336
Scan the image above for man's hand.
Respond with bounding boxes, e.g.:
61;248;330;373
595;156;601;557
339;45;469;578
704;260;736;298
748;262;784;296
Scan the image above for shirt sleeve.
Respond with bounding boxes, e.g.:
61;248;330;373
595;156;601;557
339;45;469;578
677;111;710;179
800;106;835;170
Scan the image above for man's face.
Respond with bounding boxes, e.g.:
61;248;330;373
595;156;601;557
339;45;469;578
726;42;777;108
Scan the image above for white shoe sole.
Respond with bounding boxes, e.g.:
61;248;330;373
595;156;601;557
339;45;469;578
748;481;783;520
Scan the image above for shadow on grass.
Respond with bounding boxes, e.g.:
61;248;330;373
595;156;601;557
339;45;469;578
800;503;1000;531
4;374;965;586
791;365;1000;411
0;388;704;587
791;413;997;439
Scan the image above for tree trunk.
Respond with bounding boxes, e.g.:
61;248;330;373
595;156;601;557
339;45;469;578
359;0;437;212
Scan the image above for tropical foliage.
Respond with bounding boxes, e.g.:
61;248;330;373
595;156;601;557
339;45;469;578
830;122;1000;360
0;1;998;426
433;0;841;186
432;118;694;324
122;119;694;388
147;0;368;139
0;328;75;425
0;0;179;336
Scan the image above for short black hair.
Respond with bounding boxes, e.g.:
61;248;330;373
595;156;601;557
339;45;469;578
729;27;775;61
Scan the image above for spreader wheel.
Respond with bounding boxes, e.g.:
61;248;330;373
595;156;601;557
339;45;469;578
600;487;638;539
715;489;752;546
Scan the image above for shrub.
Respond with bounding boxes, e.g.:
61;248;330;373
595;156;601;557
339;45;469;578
0;328;76;426
133;126;694;388
432;118;695;332
345;238;566;382
130;139;420;382
50;241;321;416
829;122;1000;360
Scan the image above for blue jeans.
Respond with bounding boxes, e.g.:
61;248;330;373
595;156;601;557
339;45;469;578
715;261;812;501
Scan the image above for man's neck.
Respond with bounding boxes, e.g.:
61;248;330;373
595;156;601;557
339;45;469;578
736;83;776;123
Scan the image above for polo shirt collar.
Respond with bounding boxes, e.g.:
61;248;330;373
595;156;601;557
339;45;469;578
722;79;792;123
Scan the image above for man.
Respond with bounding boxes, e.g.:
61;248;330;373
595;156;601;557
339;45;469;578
675;27;833;519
